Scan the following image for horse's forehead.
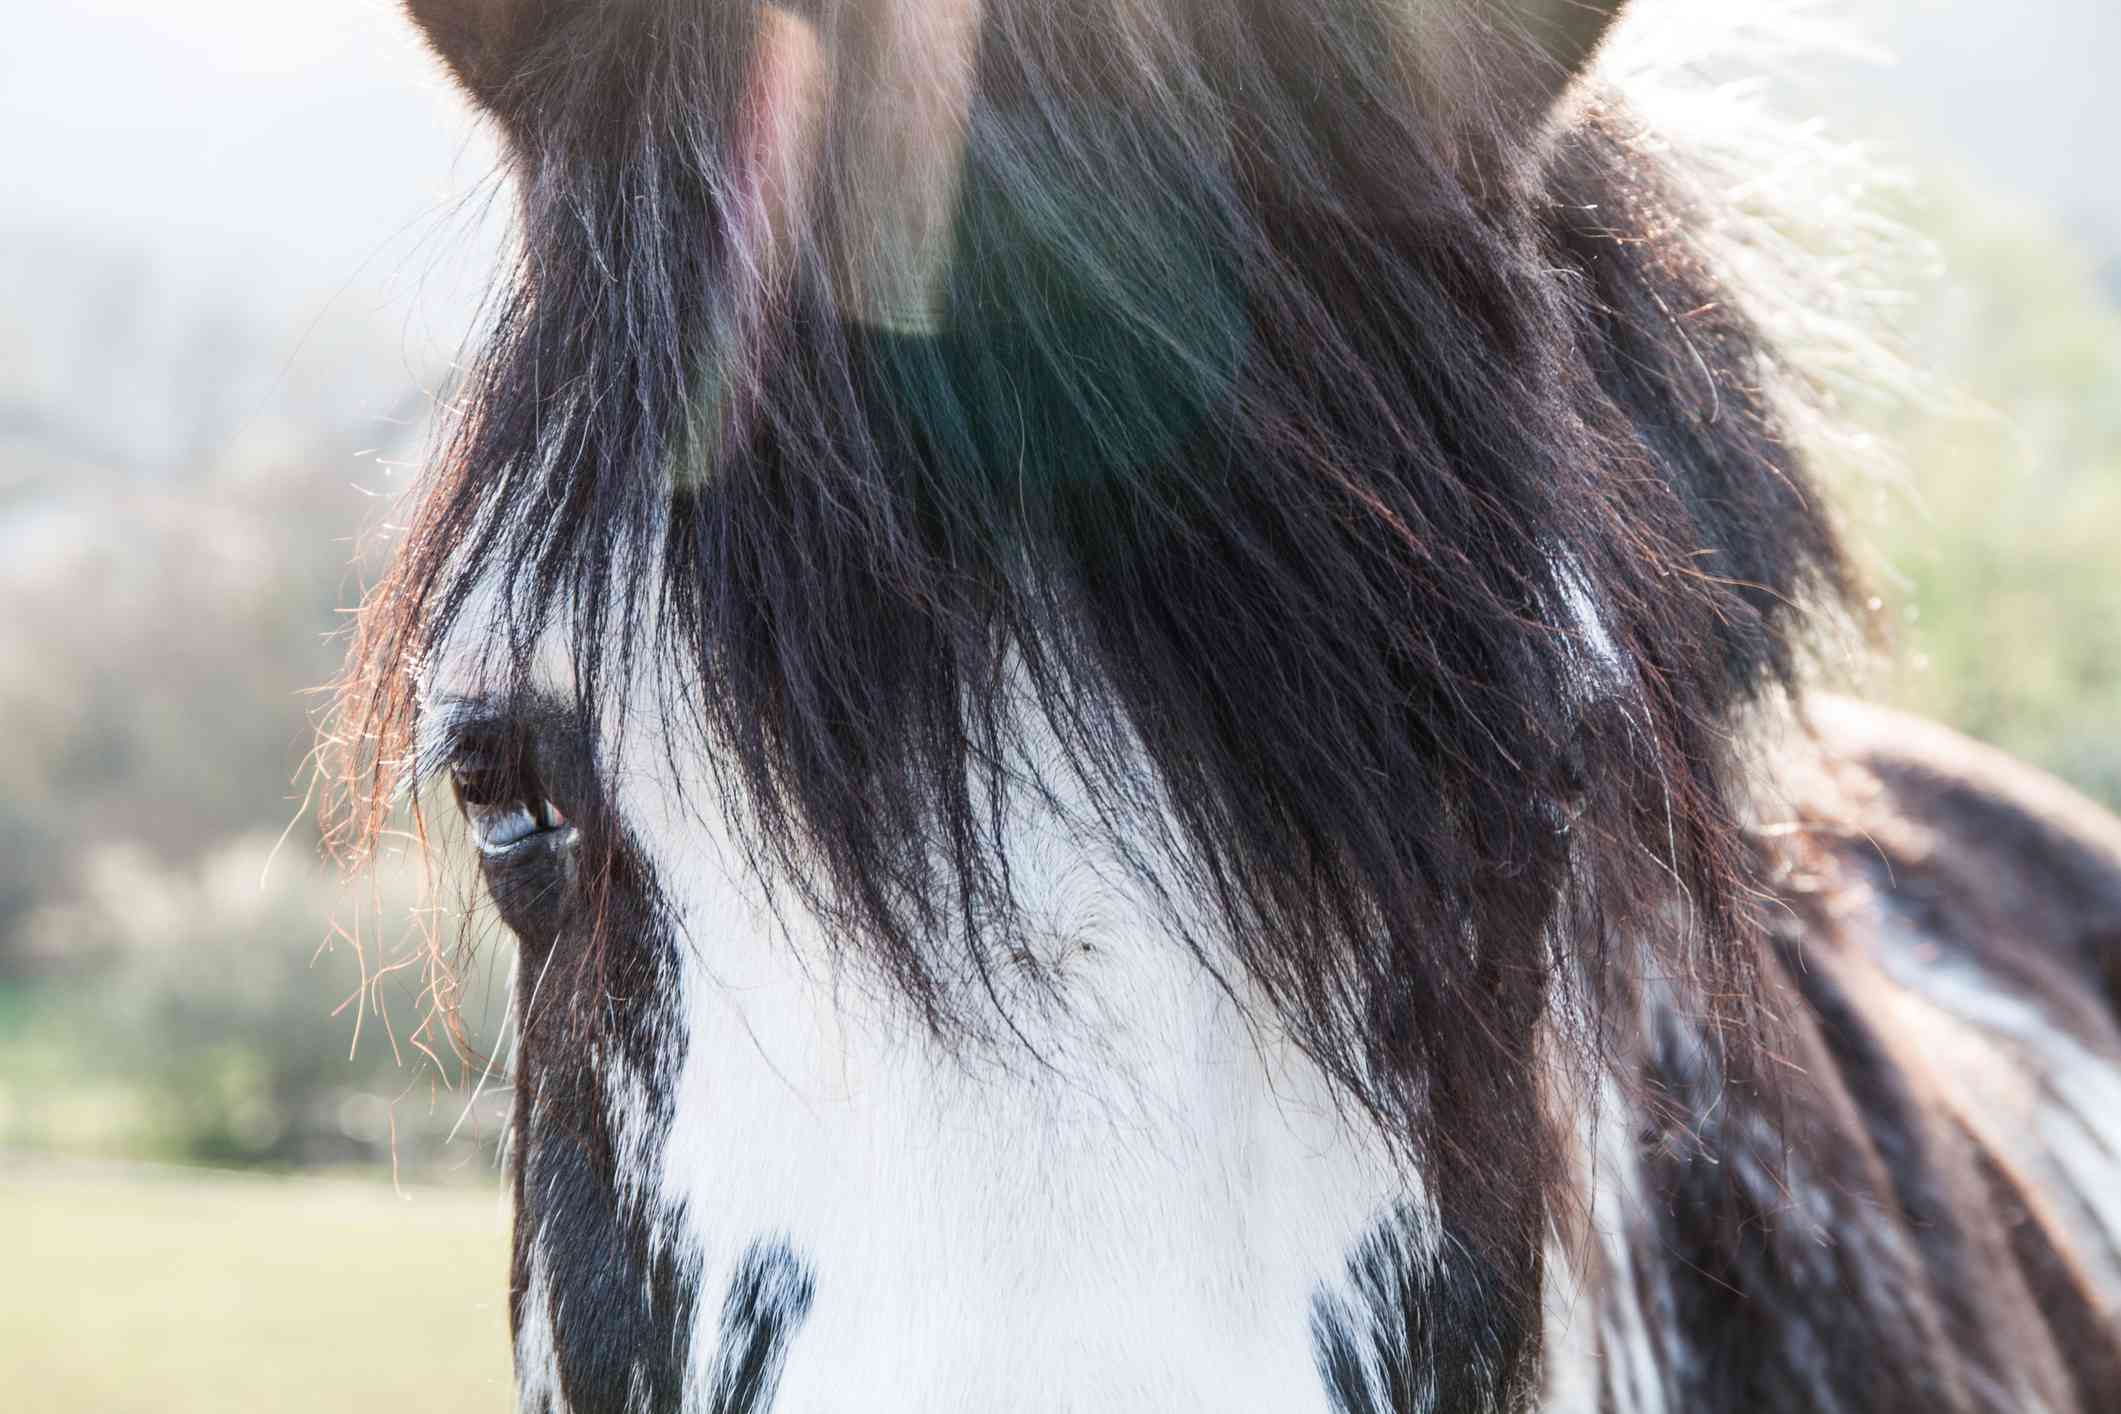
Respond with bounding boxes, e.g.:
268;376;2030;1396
415;571;578;704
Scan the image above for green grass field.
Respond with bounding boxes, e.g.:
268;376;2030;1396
2;1164;512;1412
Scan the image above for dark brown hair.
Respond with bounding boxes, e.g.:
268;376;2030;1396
329;0;1853;1305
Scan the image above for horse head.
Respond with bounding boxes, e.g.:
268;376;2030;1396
333;2;1873;1409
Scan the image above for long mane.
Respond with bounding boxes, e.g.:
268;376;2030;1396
333;0;1855;1303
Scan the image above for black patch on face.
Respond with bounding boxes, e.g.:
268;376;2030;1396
704;1238;817;1414
467;694;699;1413
526;1134;699;1414
1310;1204;1539;1414
466;698;817;1414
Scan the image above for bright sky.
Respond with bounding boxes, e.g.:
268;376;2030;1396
1867;0;2120;259
2;0;498;328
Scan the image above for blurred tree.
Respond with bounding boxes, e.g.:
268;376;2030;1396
1840;163;2121;809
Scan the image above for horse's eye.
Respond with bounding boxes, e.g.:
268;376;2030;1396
451;758;572;856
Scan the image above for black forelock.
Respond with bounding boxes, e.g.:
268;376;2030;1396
344;0;1852;1312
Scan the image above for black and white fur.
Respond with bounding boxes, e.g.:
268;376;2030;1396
329;1;2121;1409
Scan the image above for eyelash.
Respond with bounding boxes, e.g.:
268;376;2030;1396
451;750;573;857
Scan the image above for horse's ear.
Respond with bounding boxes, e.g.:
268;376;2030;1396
1490;0;1627;127
404;0;544;114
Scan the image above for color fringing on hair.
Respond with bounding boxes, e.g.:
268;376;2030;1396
330;0;1854;1296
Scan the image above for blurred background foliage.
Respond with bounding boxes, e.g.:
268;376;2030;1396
0;7;2113;1401
1854;173;2121;805
0;2;512;1183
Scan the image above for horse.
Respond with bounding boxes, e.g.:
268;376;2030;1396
327;1;2121;1409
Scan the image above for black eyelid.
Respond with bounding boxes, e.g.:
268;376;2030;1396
415;691;591;821
413;696;527;797
451;738;531;779
451;761;527;810
452;729;544;796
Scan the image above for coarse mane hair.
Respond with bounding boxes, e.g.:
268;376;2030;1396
329;0;1857;1297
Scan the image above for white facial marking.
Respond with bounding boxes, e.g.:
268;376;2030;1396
594;665;1418;1412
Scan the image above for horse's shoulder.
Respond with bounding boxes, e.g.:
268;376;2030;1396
1680;698;2121;1413
1806;694;2121;886
1794;696;2121;1027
